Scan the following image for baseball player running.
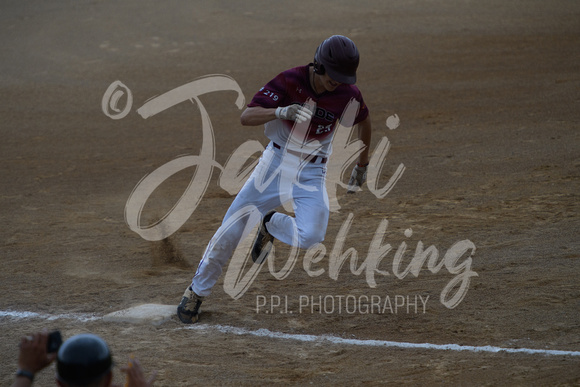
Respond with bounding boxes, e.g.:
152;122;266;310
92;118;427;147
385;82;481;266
177;35;372;323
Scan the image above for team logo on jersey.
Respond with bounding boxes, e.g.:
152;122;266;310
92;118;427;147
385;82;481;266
314;106;335;122
295;103;334;123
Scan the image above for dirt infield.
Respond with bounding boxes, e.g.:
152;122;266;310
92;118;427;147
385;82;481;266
1;1;579;385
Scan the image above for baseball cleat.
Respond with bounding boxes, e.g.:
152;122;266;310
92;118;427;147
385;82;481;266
177;287;205;324
252;211;275;264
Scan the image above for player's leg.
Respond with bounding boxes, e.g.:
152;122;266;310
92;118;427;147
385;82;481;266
265;163;329;249
178;148;284;323
179;203;267;323
191;147;283;297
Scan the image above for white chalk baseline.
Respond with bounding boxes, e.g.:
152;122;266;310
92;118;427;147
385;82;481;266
2;309;579;357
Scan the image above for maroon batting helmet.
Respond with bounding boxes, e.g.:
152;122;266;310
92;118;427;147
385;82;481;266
313;35;360;84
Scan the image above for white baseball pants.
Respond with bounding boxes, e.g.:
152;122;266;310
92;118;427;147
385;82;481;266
191;142;329;297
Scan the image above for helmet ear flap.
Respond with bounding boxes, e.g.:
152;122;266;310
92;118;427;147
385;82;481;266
313;46;326;75
314;62;325;75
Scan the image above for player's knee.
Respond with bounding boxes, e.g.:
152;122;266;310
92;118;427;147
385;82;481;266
299;230;325;249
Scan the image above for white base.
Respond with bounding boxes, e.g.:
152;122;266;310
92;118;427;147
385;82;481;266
103;304;175;326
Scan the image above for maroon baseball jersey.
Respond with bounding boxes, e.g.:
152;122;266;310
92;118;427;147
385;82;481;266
248;65;369;156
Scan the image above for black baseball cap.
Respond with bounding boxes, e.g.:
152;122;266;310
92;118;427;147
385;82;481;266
56;334;113;385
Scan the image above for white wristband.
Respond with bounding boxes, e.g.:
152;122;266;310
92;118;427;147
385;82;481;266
275;107;283;119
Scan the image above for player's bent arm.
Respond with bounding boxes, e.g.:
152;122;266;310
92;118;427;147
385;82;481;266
240;106;277;126
357;115;372;165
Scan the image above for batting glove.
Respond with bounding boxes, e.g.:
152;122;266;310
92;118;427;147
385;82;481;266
275;104;313;124
347;163;368;193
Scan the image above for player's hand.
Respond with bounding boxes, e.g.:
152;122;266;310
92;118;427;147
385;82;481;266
118;357;157;387
347;164;367;193
275;104;313;123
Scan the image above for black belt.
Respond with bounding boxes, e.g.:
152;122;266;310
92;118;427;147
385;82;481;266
273;143;328;164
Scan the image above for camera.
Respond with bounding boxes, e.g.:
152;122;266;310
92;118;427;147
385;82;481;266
47;330;62;353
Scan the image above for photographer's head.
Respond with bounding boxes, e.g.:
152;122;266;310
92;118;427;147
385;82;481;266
55;334;113;387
